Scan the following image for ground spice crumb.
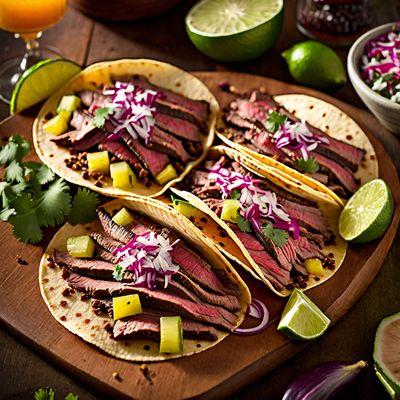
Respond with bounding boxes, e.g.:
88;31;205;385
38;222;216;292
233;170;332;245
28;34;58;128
42;278;49;283
112;372;122;382
81;293;90;301
139;364;154;384
16;255;28;265
60;316;66;321
61;287;74;296
60;300;67;307
83;318;90;324
75;312;82;318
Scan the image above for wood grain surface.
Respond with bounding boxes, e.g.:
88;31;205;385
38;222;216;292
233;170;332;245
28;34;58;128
0;72;399;400
0;1;399;399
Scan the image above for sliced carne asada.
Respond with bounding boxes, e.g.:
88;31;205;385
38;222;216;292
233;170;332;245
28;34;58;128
70;110;93;131
52;126;104;151
78;90;108;109
97;208;135;244
113;313;219;341
98;141;144;173
155;113;204;142
63;271;237;331
149;127;192;163
120;131;169;177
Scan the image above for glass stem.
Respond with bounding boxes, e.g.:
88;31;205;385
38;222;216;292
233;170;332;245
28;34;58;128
19;32;42;72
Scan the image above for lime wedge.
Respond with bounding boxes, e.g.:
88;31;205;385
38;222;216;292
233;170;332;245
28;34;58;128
375;367;399;399
339;179;394;243
278;289;330;340
10;59;81;114
185;0;283;62
374;312;400;397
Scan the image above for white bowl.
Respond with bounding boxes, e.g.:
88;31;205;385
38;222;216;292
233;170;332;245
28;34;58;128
347;22;400;136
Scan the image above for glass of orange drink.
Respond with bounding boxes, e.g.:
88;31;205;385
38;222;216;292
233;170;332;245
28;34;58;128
0;0;67;103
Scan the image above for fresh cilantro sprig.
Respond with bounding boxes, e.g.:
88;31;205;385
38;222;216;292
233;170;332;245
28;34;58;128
34;387;78;400
265;111;287;133
230;190;241;200
93;107;114;128
237;214;252;233
293;157;320;174
262;223;288;248
0;135;100;244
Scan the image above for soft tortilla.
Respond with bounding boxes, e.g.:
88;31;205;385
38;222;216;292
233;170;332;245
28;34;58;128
33;59;219;198
39;197;250;362
172;146;348;297
218;94;379;207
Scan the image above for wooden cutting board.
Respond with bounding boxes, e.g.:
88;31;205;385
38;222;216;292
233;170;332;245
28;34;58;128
0;72;399;400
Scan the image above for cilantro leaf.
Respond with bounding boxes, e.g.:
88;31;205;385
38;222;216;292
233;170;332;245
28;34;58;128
230;190;241;200
0;182;13;208
65;394;79;400
34;388;55;400
0;135;30;164
237;214;252;233
38;179;71;227
0;207;15;221
36;164;56;185
293;157;320;174
265;111;287;133
10;181;28;196
93;107;113;128
68;188;99;225
262;223;288;248
113;264;124;281
4;160;25;183
9;195;43;243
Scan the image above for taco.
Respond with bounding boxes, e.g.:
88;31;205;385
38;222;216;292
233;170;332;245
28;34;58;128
172;145;347;297
39;197;250;362
33;59;219;198
217;89;378;206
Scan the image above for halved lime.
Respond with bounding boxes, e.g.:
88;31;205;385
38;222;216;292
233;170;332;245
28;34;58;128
10;59;81;114
374;312;400;397
277;288;330;340
185;0;284;63
339;179;394;243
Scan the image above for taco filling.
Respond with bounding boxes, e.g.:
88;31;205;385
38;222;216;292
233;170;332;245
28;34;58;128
46;206;245;353
181;154;338;292
49;75;210;188
221;89;365;198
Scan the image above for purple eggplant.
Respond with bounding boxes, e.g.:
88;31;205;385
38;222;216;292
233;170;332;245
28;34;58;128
282;360;368;400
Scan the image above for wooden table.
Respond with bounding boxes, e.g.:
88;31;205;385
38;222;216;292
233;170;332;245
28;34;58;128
0;1;399;399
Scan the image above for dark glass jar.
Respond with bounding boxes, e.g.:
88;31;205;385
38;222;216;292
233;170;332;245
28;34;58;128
297;0;373;46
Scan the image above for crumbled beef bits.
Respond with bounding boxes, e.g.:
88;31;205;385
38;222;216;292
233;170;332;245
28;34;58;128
16;255;28;265
60;316;66;321
112;372;122;382
47;257;55;268
60;300;67;307
61;287;74;296
139;364;154;384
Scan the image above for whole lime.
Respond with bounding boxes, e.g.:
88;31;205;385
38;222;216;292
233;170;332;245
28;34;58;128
186;0;284;63
282;41;347;90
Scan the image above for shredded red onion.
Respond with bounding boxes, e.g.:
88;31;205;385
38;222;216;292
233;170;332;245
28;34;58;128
113;231;180;289
208;164;297;237
234;298;270;335
102;81;162;143
273;120;329;160
360;23;400;103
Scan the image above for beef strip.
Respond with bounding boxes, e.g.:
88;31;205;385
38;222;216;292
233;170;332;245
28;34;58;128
78;90;108;109
70;110;93;131
155;113;204;142
63;271;237;331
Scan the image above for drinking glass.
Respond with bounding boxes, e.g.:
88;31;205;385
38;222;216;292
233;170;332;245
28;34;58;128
0;0;67;103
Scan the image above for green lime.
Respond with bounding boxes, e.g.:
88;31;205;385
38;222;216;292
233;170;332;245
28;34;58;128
185;0;283;63
374;312;400;397
375;367;399;399
281;41;346;89
10;59;81;114
338;179;394;243
277;288;330;340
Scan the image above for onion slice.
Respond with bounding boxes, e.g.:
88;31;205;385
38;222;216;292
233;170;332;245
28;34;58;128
234;298;270;335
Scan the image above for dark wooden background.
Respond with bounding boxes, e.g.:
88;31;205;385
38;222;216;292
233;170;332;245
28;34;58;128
0;1;400;399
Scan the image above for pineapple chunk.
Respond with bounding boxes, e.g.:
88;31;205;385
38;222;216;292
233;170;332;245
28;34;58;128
112;207;134;226
155;164;178;185
221;199;241;223
67;236;95;258
159;316;183;354
43;114;69;135
87;151;110;174
110;161;136;189
113;294;142;320
172;197;201;219
304;258;325;276
57;94;81;113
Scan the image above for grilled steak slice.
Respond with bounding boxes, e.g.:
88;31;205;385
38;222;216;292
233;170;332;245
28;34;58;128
98;141;144;172
190;170;212;186
70;110;93;130
63;271;237;331
149;127;192;163
91;232;122;254
52;126;104;151
279;199;330;237
155;113;203;142
120;131;169;177
78;90;108;109
129;75;209;127
312;152;358;194
97;208;134;244
113;313;219;341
